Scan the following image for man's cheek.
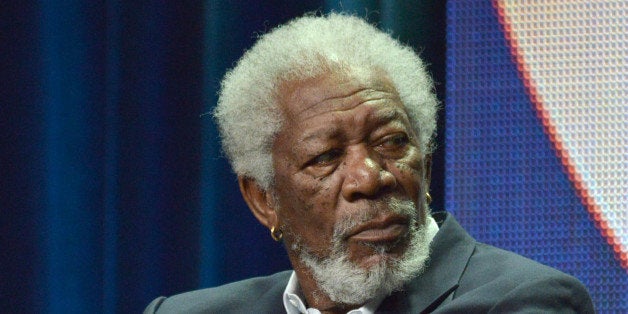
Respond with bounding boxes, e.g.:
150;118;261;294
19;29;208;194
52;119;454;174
393;160;423;179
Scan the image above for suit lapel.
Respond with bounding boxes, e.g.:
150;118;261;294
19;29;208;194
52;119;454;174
378;212;476;313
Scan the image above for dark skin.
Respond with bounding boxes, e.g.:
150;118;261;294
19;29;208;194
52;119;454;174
239;69;431;314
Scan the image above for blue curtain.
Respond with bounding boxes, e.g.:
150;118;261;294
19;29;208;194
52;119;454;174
2;1;445;313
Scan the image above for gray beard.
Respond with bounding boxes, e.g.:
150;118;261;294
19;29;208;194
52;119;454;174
293;198;431;306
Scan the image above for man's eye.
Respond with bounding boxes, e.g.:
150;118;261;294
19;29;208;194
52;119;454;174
380;134;410;149
309;149;342;166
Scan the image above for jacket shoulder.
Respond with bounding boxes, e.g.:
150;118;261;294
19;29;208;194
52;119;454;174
144;270;291;314
452;243;594;313
463;242;578;287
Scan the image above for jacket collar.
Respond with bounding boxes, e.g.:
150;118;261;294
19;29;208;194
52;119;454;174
378;212;476;313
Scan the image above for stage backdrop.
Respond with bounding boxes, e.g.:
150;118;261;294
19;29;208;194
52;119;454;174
446;1;627;313
2;1;445;313
4;0;625;313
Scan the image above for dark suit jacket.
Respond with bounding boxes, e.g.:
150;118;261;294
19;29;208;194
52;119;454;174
144;212;594;313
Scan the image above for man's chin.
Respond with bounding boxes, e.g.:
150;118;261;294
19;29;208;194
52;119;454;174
353;253;397;269
347;239;410;268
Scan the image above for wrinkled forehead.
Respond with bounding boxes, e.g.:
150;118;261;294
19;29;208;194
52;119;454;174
276;68;402;121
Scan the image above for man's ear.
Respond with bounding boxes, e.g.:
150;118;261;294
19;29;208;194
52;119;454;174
424;154;433;192
238;176;278;229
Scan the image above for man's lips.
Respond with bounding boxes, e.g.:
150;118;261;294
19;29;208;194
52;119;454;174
347;215;409;243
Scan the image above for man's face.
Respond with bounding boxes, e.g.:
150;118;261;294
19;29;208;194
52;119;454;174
271;69;430;270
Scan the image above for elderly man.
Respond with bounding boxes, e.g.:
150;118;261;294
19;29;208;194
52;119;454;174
145;14;594;313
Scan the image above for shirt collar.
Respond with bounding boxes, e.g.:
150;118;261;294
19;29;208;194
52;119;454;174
282;215;439;314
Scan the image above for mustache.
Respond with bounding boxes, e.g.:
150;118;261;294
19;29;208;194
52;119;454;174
332;197;418;241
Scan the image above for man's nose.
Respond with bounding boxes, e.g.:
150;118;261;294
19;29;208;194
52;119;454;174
341;146;396;201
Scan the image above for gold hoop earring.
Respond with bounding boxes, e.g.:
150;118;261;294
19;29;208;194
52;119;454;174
270;226;283;242
426;192;432;204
